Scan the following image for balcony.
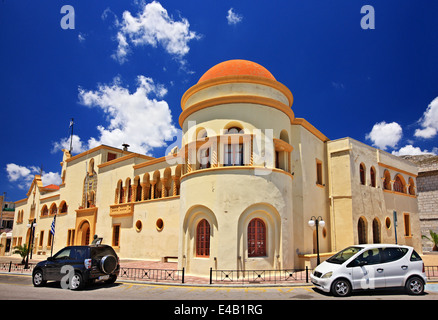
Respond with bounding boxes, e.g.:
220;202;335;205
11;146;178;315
110;203;134;217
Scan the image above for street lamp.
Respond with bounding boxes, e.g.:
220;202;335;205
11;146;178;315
24;219;36;269
308;216;325;265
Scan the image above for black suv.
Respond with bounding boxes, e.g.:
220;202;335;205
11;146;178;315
32;245;120;290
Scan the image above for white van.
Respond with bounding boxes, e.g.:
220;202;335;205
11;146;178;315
310;244;427;297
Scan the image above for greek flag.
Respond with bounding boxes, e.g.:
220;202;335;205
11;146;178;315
50;215;56;235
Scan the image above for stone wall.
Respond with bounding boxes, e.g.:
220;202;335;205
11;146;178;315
402;155;438;252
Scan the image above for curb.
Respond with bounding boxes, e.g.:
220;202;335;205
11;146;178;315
0;271;312;288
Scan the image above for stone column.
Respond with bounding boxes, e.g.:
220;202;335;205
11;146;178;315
151;180;156;199
161;178;168;198
172;176;179;196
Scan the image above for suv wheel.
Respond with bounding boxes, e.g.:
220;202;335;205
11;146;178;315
405;276;424;295
331;278;352;297
105;274;117;285
100;255;117;274
33;270;46;287
70;272;84;291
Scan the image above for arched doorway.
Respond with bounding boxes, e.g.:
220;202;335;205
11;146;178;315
358;217;367;244
78;221;91;245
372;218;381;243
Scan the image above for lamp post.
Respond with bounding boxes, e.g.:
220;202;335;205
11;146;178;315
24;219;36;269
308;216;325;265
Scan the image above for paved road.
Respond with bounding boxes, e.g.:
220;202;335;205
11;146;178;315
2;273;437;318
1;273;438;301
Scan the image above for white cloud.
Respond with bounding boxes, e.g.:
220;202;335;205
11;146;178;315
414;97;438;139
6;163;61;190
112;1;200;64
52;134;87;155
41;171;62;186
414;126;437;139
78;75;177;155
6;163;33;183
365;121;403;150
227;8;243;25
391;145;435;156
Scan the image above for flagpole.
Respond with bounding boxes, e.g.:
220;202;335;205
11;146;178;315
50;214;57;257
69;118;74;155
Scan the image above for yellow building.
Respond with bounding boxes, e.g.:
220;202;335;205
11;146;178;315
10;60;422;275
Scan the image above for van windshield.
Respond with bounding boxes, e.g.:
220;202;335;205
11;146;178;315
326;246;362;264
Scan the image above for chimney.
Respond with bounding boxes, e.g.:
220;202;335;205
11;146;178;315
122;143;130;151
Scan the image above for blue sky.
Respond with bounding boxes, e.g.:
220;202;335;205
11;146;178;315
1;0;437;202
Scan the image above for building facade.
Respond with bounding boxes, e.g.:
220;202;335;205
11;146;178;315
11;60;422;275
401;155;438;252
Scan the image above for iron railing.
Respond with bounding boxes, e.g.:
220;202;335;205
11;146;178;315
1;261;438;285
209;267;312;284
425;266;438;279
0;261;35;273
118;267;185;283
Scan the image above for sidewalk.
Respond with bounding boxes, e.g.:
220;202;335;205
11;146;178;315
0;254;310;287
2;252;438;287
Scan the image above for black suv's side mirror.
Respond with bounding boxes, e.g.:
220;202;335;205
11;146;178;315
47;257;53;261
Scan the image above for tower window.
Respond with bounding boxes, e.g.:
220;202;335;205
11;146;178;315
196;219;210;257
248;218;266;257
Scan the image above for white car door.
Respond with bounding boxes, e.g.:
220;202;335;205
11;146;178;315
348;248;386;290
380;247;410;288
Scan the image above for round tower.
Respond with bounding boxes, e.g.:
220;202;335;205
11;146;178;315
178;59;296;275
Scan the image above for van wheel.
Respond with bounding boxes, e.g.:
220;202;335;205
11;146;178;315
331;278;352;297
405;276;424;295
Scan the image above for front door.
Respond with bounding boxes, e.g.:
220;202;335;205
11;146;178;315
45;247;74;281
348;248;386;290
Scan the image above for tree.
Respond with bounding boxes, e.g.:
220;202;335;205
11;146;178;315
422;230;438;251
13;244;29;264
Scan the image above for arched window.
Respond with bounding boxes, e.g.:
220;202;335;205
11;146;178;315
60;201;68;213
248;218;266;257
88;158;95;175
49;203;57;215
126;178;132;202
359;163;366;185
358;217;367;244
370;166;376;187
41;205;48;217
393;174;405;193
383;170;391;190
135;177;142;202
196;219;210;257
224;127;244;167
408;177;415;195
372;218;381;243
117;180;124;203
226;126;243;134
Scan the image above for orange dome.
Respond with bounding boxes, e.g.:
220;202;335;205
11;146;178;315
198;59;276;83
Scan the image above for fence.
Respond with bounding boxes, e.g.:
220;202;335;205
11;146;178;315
425;266;438;279
118;267;185;283
209;267;312;284
0;261;35;273
2;262;438;285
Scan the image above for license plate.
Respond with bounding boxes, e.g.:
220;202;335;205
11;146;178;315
98;275;110;280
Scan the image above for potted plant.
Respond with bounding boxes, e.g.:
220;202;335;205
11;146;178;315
422;230;438;251
13;244;29;264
